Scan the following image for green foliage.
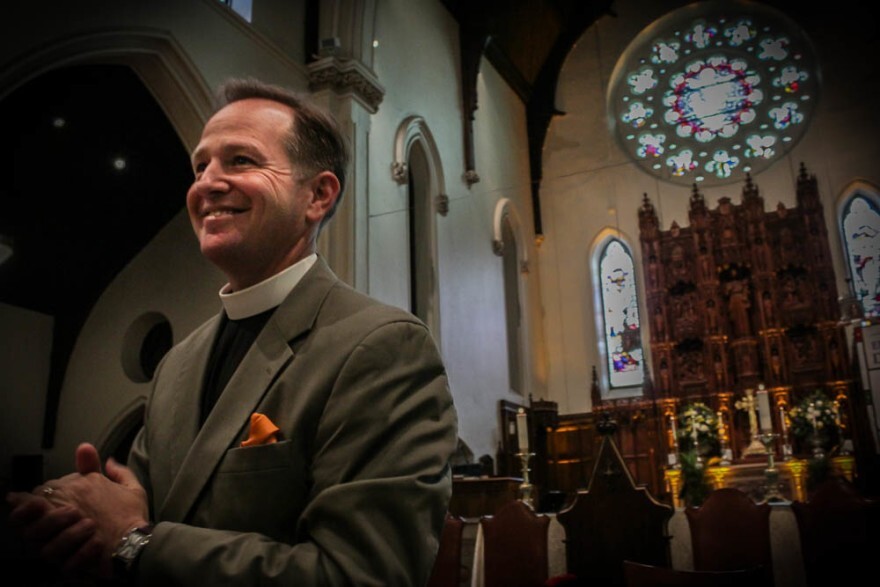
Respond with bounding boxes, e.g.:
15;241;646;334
806;455;832;494
679;450;712;507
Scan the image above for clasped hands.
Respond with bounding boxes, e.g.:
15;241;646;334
5;442;150;579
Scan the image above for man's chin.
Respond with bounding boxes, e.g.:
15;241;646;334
199;239;244;269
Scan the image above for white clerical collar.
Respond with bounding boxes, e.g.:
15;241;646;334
219;253;317;320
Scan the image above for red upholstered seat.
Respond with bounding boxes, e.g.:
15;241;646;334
684;488;773;586
790;477;880;587
481;499;551;587
623;560;766;587
426;513;465;587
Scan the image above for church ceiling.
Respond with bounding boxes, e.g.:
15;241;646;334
441;0;615;235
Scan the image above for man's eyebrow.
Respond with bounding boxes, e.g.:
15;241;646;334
190;141;260;166
190;146;205;165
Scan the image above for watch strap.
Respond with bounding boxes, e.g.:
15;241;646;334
112;523;155;579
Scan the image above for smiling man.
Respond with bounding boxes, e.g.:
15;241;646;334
7;78;458;587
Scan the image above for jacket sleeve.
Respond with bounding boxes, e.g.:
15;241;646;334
133;320;458;587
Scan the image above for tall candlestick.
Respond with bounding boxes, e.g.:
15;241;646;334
756;385;773;432
516;408;529;452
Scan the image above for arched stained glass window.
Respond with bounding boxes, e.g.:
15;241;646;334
608;0;819;186
598;238;645;391
841;193;880;318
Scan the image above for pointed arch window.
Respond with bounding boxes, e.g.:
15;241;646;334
594;236;645;394
840;190;880;318
493;198;531;397
500;215;524;394
218;0;252;22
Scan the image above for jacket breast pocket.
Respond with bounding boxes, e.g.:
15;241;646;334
200;439;309;540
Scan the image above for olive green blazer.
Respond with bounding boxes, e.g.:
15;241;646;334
128;257;458;586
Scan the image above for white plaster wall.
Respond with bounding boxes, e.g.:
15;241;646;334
465;58;542;451
366;0;534;460
0;304;53;482
539;0;880;415
47;212;225;478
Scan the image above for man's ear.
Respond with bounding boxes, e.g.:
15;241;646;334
306;171;341;224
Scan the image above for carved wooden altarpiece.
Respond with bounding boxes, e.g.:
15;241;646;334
535;164;873;504
637;164;867;462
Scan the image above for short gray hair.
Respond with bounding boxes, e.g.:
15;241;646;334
215;77;349;225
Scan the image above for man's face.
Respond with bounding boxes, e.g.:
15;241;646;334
187;98;313;290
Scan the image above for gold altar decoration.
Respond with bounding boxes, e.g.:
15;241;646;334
664;468;683;508
705;465;732;490
783;459;808;502
832;454;856;482
735;388;768;457
666;460;803;503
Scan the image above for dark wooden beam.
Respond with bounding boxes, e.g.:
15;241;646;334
526;0;614;237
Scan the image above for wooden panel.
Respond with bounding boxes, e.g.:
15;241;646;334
558;433;673;587
449;477;521;518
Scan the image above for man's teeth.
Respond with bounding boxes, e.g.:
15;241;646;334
209;210;234;217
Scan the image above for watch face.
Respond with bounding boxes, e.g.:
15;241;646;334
114;528;151;565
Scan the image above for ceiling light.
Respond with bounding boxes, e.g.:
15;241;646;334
113;157;127;171
52;117;66;128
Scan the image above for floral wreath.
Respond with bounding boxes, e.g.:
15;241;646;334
787;389;839;441
676;401;720;455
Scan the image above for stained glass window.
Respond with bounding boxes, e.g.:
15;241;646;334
599;239;645;390
841;194;880;318
608;0;818;186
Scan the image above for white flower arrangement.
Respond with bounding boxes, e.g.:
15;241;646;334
788;390;840;445
676;402;720;455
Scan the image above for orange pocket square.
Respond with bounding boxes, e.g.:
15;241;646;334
241;413;281;447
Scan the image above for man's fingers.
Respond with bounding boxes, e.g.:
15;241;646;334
105;457;140;489
7;493;52;528
40;517;97;569
20;505;82;546
75;443;102;475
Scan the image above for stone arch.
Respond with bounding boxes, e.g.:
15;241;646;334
0;29;212;448
492;198;532;396
391;115;445;341
97;397;146;465
492;198;529;265
0;28;213;151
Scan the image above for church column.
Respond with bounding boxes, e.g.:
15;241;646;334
307;0;383;290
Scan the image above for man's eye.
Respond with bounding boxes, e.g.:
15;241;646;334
232;155;255;166
193;162;207;175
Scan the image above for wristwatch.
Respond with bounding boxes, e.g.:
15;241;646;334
112;524;154;577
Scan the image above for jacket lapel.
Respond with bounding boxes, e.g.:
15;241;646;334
157;258;340;523
165;316;221;485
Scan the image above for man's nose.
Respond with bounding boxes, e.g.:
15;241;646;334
193;160;230;194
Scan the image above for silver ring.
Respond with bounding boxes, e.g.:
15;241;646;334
42;487;55;497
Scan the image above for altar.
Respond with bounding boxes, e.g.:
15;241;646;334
663;455;857;506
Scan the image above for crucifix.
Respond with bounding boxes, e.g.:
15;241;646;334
735;388;768;457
